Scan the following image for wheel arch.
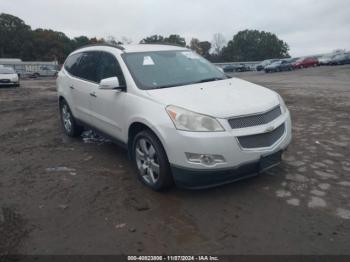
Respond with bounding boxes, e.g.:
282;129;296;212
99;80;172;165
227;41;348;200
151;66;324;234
127;120;168;160
58;95;77;118
58;95;66;106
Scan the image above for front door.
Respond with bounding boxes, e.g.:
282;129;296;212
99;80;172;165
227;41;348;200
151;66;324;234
89;51;127;141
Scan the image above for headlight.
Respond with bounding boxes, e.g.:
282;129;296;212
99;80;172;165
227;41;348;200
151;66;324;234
166;105;224;132
278;94;287;114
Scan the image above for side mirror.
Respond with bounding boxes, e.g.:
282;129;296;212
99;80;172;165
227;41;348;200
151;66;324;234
99;77;122;90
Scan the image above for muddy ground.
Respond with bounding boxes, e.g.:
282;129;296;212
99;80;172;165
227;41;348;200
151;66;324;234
0;65;349;255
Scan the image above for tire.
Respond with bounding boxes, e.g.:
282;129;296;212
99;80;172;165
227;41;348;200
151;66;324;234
132;130;174;191
59;100;83;137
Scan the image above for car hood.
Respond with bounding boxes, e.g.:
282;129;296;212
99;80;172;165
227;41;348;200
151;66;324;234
146;78;279;118
319;58;331;62
0;73;17;79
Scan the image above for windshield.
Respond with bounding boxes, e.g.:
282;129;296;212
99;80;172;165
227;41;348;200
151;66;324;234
122;50;226;90
0;68;15;74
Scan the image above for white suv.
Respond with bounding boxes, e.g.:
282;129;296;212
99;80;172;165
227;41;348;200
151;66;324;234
57;44;292;190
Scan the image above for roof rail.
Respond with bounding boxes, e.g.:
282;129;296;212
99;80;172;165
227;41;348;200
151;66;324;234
140;42;186;48
74;43;125;52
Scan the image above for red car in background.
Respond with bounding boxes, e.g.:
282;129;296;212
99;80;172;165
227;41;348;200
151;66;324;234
292;57;319;69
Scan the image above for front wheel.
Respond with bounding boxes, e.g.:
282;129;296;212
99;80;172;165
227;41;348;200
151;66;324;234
132;130;174;191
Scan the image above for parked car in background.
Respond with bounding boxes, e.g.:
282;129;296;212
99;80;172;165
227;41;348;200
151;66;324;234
264;60;293;73
0;67;20;87
285;58;299;64
30;65;58;77
57;44;292;190
223;63;250;73
256;59;279;71
318;55;335;65
329;53;350;65
292;57;319;69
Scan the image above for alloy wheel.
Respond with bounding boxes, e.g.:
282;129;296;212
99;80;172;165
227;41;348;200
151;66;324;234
135;138;160;185
62;104;72;133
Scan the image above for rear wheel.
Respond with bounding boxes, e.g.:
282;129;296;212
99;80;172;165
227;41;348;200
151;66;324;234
132;130;173;191
60;100;83;137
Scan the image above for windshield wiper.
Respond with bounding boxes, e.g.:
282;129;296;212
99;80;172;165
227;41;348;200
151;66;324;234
152;77;225;89
155;84;183;89
194;77;225;84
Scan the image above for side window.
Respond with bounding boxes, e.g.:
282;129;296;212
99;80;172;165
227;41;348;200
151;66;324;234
97;52;126;86
64;53;82;76
76;52;100;82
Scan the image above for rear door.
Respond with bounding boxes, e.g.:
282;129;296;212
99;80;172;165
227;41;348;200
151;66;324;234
89;51;127;141
65;51;100;123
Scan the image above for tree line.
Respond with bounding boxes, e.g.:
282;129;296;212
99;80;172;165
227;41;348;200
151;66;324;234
0;13;290;64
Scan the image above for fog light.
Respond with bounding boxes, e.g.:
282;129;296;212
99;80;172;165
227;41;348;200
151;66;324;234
185;153;226;166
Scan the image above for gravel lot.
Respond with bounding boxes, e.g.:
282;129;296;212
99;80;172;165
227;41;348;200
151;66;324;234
0;65;350;255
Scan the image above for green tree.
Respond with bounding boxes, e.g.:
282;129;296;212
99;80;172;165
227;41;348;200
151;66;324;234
164;34;186;47
199;41;211;58
222;30;290;62
31;29;73;63
0;13;32;58
140;34;186;47
140;35;165;44
72;36;90;49
190;38;202;54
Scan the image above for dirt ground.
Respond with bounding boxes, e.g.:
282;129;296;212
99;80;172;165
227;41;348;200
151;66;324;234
0;65;350;255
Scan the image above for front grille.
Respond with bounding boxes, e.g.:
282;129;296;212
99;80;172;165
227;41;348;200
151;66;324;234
228;106;281;129
237;123;285;149
0;79;11;83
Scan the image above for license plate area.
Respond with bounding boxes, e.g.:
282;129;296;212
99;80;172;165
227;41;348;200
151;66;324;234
259;150;282;173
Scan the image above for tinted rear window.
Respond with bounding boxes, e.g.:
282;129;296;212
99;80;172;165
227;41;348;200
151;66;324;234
76;52;100;82
64;53;82;76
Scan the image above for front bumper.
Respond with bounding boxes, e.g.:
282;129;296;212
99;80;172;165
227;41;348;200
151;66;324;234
162;110;292;188
172;150;283;189
0;80;18;86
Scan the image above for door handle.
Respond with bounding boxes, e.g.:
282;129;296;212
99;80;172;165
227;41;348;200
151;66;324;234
69;86;74;90
90;92;97;97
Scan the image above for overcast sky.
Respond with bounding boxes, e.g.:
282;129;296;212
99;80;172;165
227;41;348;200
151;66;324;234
1;0;350;57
